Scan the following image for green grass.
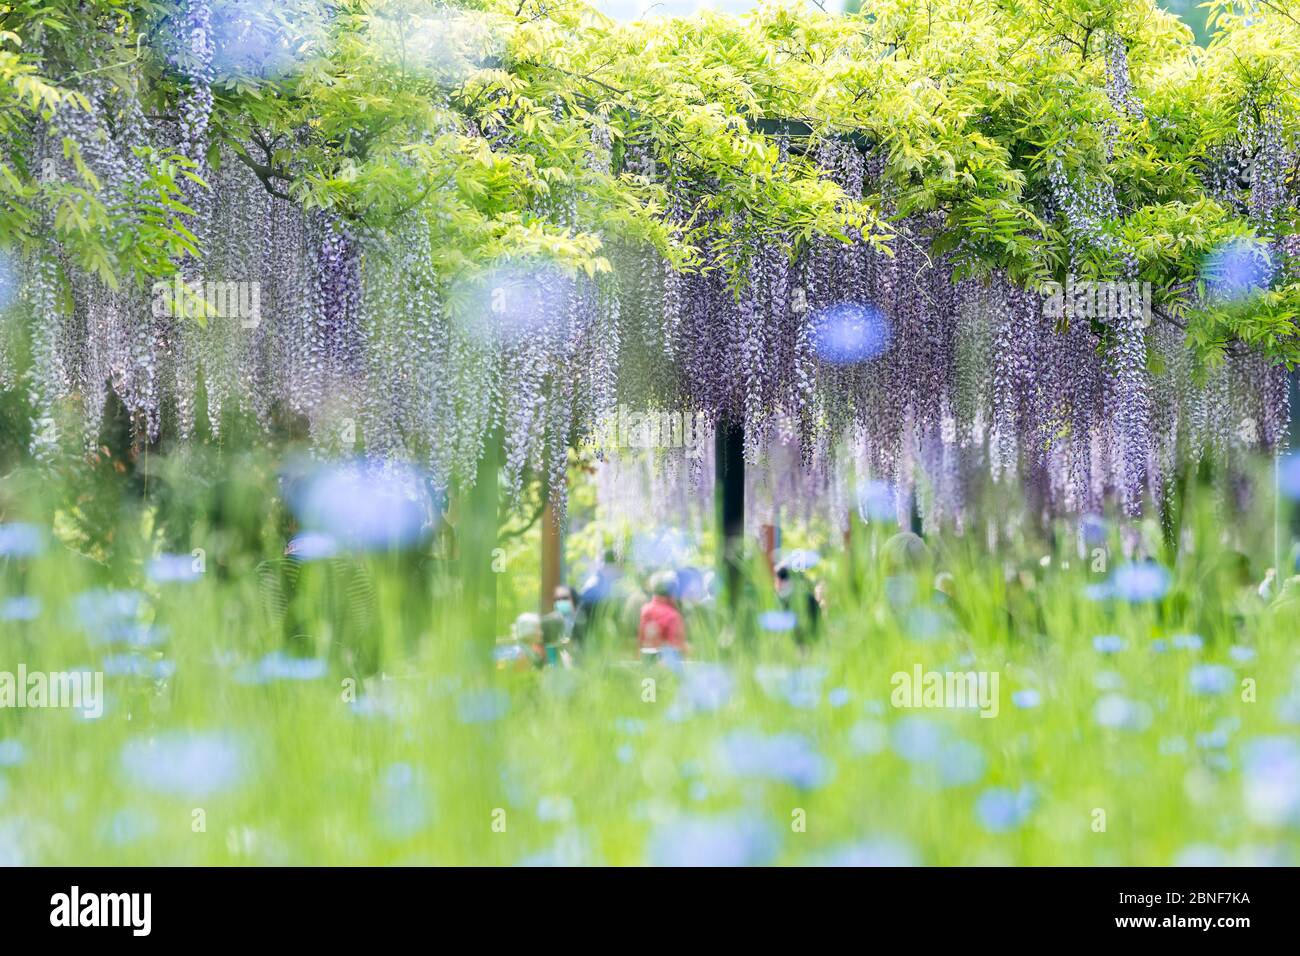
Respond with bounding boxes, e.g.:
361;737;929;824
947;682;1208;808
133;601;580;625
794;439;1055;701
1;452;1298;866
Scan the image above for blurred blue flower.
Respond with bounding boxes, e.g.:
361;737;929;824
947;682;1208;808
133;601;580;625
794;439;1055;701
287;532;339;561
857;480;897;524
849;719;888;755
1159;736;1189;755
758;610;797;633
96;622;168;648
456;688;509;724
648;813;779;866
1012;689;1042;709
536;796;575;823
1150;638;1169;653
828;687;851;708
119;731;247;797
1110;562;1170;603
616;743;635;765
1093;694;1152;731
0;596;40;621
680;664;734;712
1092;635;1126;654
102;654;176;680
1083;582;1113;601
1196;729;1230;751
1229;645;1257;663
1172;633;1204;652
0;740;24;767
372;762;433;839
1202;238;1273;302
935;739;987;788
146;554;202;583
1080;514;1108;548
891;715;947;763
1189;664;1234;696
813;838;919;867
976;786;1037;833
718;730;831;789
811;302;890;365
235;652;327;685
99;809;157;847
1242;737;1300;827
289;461;433;552
72;589;146;634
0;523;44;559
1280;453;1300;501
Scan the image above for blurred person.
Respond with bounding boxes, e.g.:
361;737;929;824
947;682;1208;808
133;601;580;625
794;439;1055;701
539;611;575;669
775;560;820;645
638;570;687;656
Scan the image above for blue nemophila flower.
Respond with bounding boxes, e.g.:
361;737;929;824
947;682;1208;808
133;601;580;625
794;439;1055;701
1080;514;1108;548
1196;729;1230;751
0;596;40;621
1083;582;1113;601
976;786;1038;833
235;652;327;685
1229;645;1257;663
680;664;734;712
286;532;339;561
1150;638;1169;654
758;610;797;633
119;731;247;797
1242;737;1300;827
288;460;434;552
102;655;176;680
1110;562;1171;603
1189;664;1234;696
536;796;574;823
891;715;948;763
718;730;831;789
73;589;145;630
0;740;24;767
146;554;202;583
1092;634;1126;654
812;838;919;867
1093;694;1152;731
1172;633;1204;651
371;762;432;839
616;744;635;765
648;813;779;867
857;479;897;524
0;523;44;559
456;688;509;724
1280;453;1300;501
828;687;851;708
810;302;890;365
1012;689;1042;709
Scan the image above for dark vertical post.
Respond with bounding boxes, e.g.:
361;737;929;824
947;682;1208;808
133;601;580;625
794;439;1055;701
716;416;745;607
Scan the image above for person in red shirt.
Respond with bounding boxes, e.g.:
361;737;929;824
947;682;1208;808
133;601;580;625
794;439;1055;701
638;571;687;654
